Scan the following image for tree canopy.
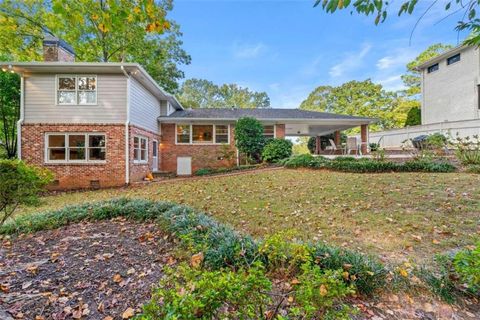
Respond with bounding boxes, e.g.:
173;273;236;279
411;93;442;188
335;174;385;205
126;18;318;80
178;78;270;109
300;80;411;131
0;70;20;158
402;43;453;97
316;0;480;45
0;0;190;92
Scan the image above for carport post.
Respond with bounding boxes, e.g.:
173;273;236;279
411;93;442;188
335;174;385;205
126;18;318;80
334;131;341;147
315;136;321;155
360;124;368;154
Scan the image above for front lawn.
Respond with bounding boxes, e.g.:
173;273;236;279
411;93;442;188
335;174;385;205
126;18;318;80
15;168;480;264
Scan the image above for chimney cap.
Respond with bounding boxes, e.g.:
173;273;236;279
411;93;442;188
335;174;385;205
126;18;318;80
43;35;75;56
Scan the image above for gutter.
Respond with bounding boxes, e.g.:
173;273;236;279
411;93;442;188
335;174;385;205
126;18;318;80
16;75;24;160
121;66;130;185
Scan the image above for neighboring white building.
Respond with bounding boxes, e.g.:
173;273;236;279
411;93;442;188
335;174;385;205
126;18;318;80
418;45;480;124
368;45;480;148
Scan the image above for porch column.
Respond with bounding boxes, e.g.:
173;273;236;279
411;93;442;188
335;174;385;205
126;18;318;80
333;131;341;146
360;124;369;154
315;136;321;155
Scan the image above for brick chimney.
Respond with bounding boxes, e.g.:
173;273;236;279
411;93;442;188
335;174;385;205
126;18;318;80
43;35;75;62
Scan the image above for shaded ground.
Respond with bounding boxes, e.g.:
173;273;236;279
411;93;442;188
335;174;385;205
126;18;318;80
14;169;480;265
0;219;177;320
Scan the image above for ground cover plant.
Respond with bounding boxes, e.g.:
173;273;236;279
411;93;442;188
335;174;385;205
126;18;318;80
194;164;260;176
2;198;388;319
12;169;480;266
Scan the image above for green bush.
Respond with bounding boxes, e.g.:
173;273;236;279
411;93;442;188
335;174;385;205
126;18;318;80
453;242;480;294
290;264;356;319
194;165;259;176
0;160;54;227
234;117;265;163
454;135;480;165
262;138;293;163
417;254;458;303
140;262;272;319
311;243;387;296
281;155;456;173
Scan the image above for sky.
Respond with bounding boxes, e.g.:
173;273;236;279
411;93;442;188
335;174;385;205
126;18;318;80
170;0;469;109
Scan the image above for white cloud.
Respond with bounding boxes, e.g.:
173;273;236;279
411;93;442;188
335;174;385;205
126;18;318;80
329;44;372;78
233;42;267;59
376;48;417;71
376;74;405;91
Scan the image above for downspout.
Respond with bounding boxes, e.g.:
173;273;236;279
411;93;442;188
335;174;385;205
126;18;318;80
16;75;24;160
121;66;130;185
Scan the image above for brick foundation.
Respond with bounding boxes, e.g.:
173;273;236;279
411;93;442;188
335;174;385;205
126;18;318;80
160;123;237;173
21;123;126;190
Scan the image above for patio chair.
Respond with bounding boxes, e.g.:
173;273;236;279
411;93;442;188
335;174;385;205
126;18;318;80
346;137;359;155
325;139;338;154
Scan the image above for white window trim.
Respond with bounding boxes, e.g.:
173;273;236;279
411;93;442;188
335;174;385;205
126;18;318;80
133;135;149;164
56;74;98;106
44;132;107;164
175;124;231;145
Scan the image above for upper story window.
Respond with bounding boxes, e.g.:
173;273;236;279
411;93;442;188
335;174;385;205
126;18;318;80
57;75;97;105
447;53;461;65
427;64;439;73
45;133;106;163
176;124;230;144
263;125;275;139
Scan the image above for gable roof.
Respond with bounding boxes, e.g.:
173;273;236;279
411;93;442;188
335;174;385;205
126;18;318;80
163;108;374;123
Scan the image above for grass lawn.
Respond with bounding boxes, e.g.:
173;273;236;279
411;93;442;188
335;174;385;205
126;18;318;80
15;168;480;264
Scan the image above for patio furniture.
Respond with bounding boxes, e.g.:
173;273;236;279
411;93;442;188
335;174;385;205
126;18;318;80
325;139;338;154
346;137;359;155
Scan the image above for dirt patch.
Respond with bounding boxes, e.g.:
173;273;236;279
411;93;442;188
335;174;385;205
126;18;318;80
0;219;177;320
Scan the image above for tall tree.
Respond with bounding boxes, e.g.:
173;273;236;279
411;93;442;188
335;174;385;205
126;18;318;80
0;0;190;92
0;70;20;158
402;43;453;97
316;0;480;45
178;78;270;109
300;80;409;131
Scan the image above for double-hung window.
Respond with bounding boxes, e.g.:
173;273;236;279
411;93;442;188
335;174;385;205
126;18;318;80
176;124;230;144
57;75;97;105
134;136;148;163
46;133;106;163
263;125;275;139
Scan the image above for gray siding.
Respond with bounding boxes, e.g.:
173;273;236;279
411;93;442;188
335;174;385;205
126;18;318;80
422;46;480;124
129;78;161;133
24;74;127;123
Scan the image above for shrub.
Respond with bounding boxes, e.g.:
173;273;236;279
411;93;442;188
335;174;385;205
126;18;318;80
0;160;53;227
281;154;316;168
262;138;293;163
307;136;316;154
234;117;265;163
289;264;356;319
454;134;480;165
401;160;456;173
140;262;272;319
311;243;388;296
453;242;480;295
194;165;260;176
369;143;380;152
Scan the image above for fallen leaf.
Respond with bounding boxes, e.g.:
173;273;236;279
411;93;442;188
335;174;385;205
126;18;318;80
190;252;204;268
122;307;135;319
113;274;123;283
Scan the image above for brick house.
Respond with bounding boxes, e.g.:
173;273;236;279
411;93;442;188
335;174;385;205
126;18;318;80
3;38;373;190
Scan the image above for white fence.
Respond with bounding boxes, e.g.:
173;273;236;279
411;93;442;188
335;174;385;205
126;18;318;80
368;119;480;148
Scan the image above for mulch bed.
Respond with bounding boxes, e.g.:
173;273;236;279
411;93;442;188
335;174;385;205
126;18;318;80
0;219;178;320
